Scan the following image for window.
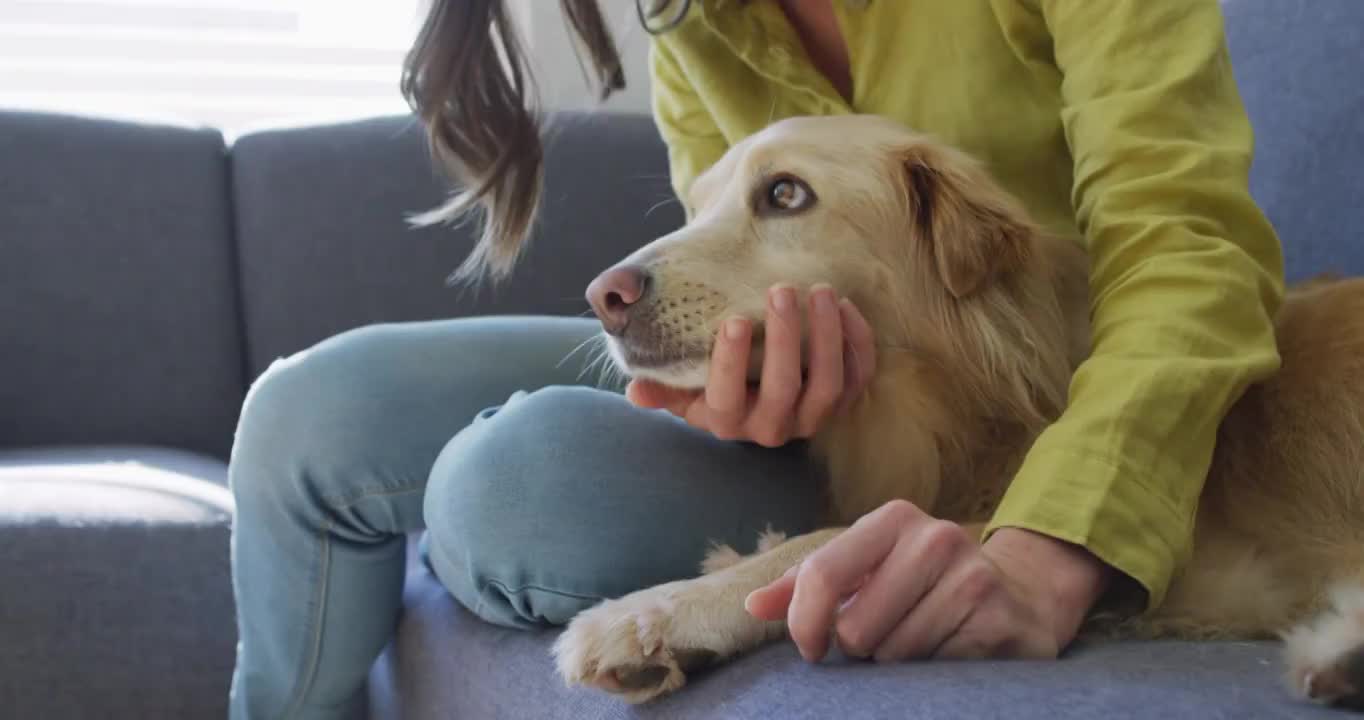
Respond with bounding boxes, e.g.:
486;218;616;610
0;0;428;137
0;0;651;136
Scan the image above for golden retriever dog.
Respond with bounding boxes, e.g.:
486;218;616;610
549;114;1364;709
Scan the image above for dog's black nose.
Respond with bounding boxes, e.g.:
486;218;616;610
586;264;650;336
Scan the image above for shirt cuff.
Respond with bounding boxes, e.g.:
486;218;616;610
982;445;1193;612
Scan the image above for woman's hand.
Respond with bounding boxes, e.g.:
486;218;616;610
627;284;876;447
745;499;1112;662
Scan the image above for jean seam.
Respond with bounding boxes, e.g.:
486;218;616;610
280;479;427;719
482;577;606;603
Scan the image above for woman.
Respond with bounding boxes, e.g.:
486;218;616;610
227;0;1284;717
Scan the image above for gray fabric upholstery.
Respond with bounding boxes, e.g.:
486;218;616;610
0;111;246;459
368;576;1338;720
0;446;235;719
1223;0;1364;282
229;112;684;380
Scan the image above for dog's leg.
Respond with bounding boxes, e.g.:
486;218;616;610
698;527;789;575
552;527;842;703
1283;582;1364;710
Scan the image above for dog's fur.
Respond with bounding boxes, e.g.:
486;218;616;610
550;115;1364;709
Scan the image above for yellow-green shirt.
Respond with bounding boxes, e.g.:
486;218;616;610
648;0;1283;610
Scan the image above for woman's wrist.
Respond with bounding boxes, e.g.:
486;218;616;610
982;527;1114;648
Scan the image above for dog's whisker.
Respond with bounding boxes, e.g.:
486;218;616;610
644;196;679;220
574;341;619;387
575;352;603;384
558;334;606;371
590;348;623;389
596;359;613;389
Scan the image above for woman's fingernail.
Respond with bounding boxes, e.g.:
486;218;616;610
771;286;795;313
811;284;837;313
725;317;746;340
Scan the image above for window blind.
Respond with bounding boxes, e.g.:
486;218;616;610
0;0;427;136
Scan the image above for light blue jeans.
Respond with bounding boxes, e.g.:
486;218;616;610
226;317;821;720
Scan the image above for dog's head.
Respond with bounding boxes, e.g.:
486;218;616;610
587;115;1073;422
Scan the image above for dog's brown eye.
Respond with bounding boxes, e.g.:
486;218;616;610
766;177;813;212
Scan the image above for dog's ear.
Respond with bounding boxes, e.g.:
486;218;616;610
903;146;1033;298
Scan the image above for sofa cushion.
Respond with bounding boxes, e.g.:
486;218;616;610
367;572;1338;720
0;446;235;719
0;112;247;459
229;112;684;380
1222;0;1364;282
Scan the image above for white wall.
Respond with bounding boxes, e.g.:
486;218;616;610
517;1;654;114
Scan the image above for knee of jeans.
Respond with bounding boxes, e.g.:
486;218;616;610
421;385;822;628
420;386;617;552
228;325;399;515
421;386;638;625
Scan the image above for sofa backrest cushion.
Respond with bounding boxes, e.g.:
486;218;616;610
0;112;246;459
229;111;683;380
1223;0;1364;282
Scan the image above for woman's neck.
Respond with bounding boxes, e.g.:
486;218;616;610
776;0;854;103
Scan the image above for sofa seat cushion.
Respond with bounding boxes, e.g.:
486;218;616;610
0;446;236;719
369;569;1338;720
0;445;232;520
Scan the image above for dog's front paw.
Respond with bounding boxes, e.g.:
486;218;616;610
1284;584;1364;709
552;586;717;703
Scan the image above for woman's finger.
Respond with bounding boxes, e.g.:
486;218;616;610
872;555;995;662
679;395;714;431
933;578;1057;660
794;285;844;437
626;380;715;430
786;500;925;662
625;379;694;416
744;564;801;620
623;379;659;407
840;298;876;393
748;285;804;446
832;520;965;658
926;614;1001;661
704;316;754;439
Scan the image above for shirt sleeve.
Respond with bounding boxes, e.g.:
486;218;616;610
983;0;1285;610
648;39;730;210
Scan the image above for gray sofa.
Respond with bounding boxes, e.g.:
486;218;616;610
2;0;1361;717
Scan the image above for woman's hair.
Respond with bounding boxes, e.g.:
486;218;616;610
400;0;628;284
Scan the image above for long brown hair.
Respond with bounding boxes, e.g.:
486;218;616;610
401;0;628;284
